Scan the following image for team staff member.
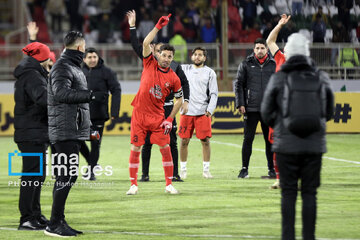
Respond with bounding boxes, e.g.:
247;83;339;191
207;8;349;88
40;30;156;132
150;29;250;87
127;10;189;182
266;14;291;189
179;47;218;179
234;38;276;179
46;31;103;237
126;14;183;195
14;42;51;231
80;47;121;180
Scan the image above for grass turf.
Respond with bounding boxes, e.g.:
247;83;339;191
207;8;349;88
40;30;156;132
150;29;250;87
0;134;359;239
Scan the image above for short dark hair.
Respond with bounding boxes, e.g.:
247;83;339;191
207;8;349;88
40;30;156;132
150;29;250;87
159;44;175;54
254;38;267;47
64;31;84;48
84;47;98;58
192;47;207;57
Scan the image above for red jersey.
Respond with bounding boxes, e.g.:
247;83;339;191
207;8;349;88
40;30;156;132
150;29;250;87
131;54;182;117
274;49;286;72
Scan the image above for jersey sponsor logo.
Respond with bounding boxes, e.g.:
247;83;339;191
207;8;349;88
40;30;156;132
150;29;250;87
149;85;163;99
165;82;170;89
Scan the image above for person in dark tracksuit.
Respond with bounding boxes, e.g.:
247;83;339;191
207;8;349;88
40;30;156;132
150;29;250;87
234;38;276;179
127;10;190;182
14;42;51;231
79;47;121;180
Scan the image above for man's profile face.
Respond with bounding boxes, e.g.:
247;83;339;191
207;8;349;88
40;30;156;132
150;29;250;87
191;50;206;66
83;52;99;68
158;50;173;68
254;43;267;59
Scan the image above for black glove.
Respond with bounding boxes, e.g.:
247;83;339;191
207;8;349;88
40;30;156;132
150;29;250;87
90;91;108;102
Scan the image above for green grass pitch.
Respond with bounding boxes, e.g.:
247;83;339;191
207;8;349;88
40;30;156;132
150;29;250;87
0;134;359;240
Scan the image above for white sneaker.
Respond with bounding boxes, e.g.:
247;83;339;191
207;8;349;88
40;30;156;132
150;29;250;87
126;184;138;195
180;169;187;179
203;171;213;179
165;184;179;194
270;179;281;189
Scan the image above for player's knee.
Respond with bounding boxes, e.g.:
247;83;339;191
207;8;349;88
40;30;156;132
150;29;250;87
200;137;210;146
131;144;142;152
181;138;190;147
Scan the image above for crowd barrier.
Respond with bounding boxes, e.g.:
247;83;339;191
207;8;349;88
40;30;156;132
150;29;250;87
0;92;359;136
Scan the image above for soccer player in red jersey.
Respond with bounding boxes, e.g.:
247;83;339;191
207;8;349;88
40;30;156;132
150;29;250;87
126;14;183;195
266;14;291;189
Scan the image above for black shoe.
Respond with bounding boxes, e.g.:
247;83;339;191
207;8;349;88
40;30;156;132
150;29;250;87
62;219;83;235
36;215;49;225
139;175;150;182
44;220;77;237
238;167;249;178
268;169;276;179
18;219;46;231
172;175;184;182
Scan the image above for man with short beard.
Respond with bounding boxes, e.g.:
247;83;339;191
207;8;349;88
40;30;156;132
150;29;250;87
179;47;218;179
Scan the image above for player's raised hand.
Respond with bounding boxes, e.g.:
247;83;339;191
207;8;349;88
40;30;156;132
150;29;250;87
155;14;172;30
160;117;173;135
27;21;39;41
278;14;291;26
126;10;136;27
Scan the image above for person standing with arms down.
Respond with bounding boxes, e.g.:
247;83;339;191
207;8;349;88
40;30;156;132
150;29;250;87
14;42;51;231
266;14;291;189
126;14;183;195
127;10;189;182
179;47;218;179
80;47;122;180
46;31;103;237
234;38;276;179
261;33;334;240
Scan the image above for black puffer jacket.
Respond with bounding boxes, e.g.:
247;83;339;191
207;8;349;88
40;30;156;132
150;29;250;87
234;53;276;112
260;55;334;154
48;49;92;142
82;58;121;123
13;56;49;143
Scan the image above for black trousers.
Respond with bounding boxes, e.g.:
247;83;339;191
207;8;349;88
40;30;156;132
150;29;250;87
242;112;273;169
141;105;179;176
17;142;47;224
50;140;81;225
79;124;105;171
277;153;322;240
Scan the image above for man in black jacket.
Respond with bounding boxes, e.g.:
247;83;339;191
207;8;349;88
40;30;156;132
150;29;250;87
127;10;189;182
234;38;276;179
14;42;51;231
46;31;101;237
80;47;121;180
261;33;334;240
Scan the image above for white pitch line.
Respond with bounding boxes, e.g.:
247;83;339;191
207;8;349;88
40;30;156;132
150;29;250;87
0;227;359;240
210;140;360;165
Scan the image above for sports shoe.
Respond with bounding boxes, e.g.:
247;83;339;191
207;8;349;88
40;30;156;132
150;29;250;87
44;220;77;237
238;167;249;178
165;184;179;194
203;171;213;179
18;219;46;231
36;215;49;226
139;175;149;182
126;184;138;195
172;175;184;182
180;169;187;179
268;169;276;179
270;179;281;189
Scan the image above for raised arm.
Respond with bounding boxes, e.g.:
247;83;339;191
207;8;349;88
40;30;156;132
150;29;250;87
27;21;39;42
127;10;143;59
143;14;171;58
266;14;291;56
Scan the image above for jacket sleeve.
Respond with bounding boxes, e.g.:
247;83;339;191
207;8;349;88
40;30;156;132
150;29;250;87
51;68;91;104
24;71;47;108
206;69;218;115
130;28;143;59
320;71;335;121
175;63;190;101
234;61;247;108
261;74;280;128
106;68;122;118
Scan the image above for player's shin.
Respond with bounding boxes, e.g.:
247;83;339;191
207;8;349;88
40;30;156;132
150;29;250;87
160;146;173;186
129;150;140;186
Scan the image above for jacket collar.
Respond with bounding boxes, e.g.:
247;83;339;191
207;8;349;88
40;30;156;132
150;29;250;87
280;55;316;72
62;49;84;67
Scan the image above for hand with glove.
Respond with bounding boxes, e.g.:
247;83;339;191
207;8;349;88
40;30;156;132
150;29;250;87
155;14;172;30
90;91;108;102
160;117;173;135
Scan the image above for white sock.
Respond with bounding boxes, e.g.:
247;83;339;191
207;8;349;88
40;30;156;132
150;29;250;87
203;161;210;172
180;161;187;171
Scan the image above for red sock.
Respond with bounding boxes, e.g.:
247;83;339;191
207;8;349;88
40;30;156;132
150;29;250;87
160;146;173;186
273;153;280;180
129;150;140;186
